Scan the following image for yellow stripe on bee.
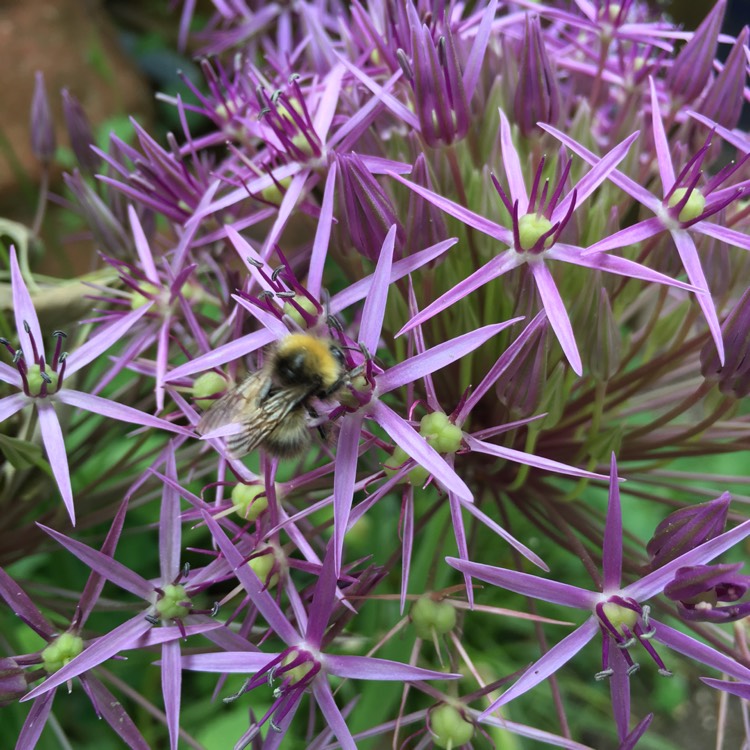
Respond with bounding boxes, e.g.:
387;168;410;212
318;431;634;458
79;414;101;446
277;333;341;388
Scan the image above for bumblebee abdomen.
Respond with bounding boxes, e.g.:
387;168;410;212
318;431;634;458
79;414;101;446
263;408;311;457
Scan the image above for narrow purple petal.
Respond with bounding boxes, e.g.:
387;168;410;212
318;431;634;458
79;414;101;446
180;651;276;673
464;434;608;481
359;225;397;354
649;76;675;190
499;108;528;209
162;640;181;750
619;713;654;750
602;454;622;591
37;401;75;524
22;617;154;701
0;392;27;421
307;161;337;298
460;498;548;570
16;691;55;750
692;220;750;251
330;239;457;317
581;218;665;256
670;229;724;364
556;244;700;293
0;568;54;638
378;321;519;393
334;54;420;130
539;124;661;212
396;252;521;337
652;620;750;681
554;132;640;221
400;493;415;613
701;677;750;700
389;172;511;242
529;261;582;375
154;314;171;412
38;523;152;599
0;362;23;389
201;511;300;644
446;557;597;609
313;65;344;141
10;246;44;363
332;413;365;576
688;110;750;152
325;654;460;681
262;169;311;255
625;518;750;601
137;620;223;646
481;618;599;714
81;676;149;750
67;304;153;377
306;543;338;646
371;400;473;501
159;449;182;582
463;0;499;99
128;205;159;283
56;389;191;435
609;642;631;742
312;680;358;750
165;328;276;382
459;311;547;420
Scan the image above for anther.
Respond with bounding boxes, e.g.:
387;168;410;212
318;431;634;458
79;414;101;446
594;668;614;681
145;614;160;625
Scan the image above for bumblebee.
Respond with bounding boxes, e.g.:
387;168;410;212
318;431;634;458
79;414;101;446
197;333;348;458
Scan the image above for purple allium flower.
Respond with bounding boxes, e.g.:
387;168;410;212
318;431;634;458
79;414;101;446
448;456;750;743
391;110;698;375
23;452;223;750
0;500;211;750
545;76;750;364
0;248;188;523
182;513;459;750
5;1;750;747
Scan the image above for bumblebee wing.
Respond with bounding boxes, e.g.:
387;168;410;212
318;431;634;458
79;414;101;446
196;371;270;434
198;372;312;458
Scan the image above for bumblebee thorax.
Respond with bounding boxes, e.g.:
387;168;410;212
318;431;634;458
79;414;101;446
274;333;344;390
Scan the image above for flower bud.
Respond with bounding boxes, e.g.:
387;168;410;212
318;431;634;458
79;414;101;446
62;89;101;174
336;153;404;261
514;15;560;136
697;26;749;130
429;704;474;749
0;658;28;706
666;0;726;103
665;563;750;623
30;71;56;163
701;287;750;397
647;493;730;569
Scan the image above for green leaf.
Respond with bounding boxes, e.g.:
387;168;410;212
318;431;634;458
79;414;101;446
0;433;53;474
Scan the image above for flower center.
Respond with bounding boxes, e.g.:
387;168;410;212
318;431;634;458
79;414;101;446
518;213;554;252
155;583;192;621
667;187;706;223
42;632;83;673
